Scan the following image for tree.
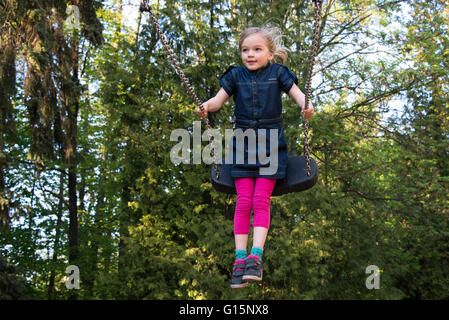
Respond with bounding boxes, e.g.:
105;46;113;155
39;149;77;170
1;0;448;300
1;0;103;299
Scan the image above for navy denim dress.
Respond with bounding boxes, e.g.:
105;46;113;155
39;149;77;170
219;62;298;179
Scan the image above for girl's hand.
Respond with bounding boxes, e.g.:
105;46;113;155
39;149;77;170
288;84;314;120
197;103;209;118
302;103;314;120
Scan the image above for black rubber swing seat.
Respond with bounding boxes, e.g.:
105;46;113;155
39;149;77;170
211;155;318;196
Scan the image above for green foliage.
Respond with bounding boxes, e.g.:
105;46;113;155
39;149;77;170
0;255;26;300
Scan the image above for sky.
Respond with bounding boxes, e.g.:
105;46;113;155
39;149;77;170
120;0;146;29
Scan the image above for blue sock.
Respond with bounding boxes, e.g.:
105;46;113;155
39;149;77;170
249;247;263;261
235;250;247;261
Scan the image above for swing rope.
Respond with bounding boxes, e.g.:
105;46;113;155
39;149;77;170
303;0;322;176
140;0;220;178
140;0;323;178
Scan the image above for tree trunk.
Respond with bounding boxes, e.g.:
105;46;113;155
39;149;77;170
85;150;107;297
47;167;65;300
67;14;80;300
0;135;8;231
0;41;16;231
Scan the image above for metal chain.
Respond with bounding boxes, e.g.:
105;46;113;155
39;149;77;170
140;0;220;179
303;0;322;176
142;0;322;180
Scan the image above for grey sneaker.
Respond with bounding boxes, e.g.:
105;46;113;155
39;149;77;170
242;258;263;282
230;261;248;289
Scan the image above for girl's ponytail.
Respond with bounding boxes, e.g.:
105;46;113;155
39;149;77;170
267;26;288;64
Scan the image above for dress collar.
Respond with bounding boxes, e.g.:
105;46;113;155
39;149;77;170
244;62;272;76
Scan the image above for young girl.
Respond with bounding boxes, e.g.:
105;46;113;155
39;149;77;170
197;26;314;289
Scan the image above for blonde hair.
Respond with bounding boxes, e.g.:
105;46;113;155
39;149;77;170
238;26;289;64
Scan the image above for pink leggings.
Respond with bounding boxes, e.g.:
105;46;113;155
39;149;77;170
234;177;277;235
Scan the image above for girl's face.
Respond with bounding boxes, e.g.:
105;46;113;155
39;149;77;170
240;33;274;71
